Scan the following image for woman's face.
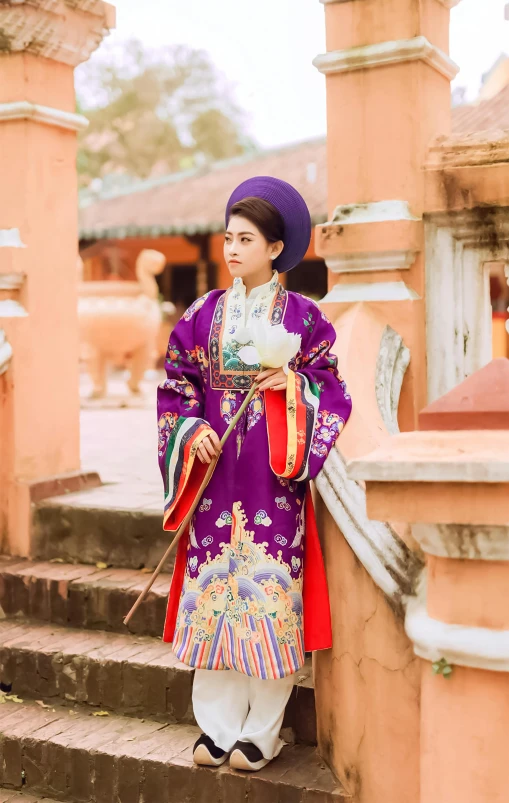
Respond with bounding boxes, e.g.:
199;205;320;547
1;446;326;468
224;215;283;282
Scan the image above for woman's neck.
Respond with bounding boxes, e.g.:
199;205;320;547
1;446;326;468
241;267;274;296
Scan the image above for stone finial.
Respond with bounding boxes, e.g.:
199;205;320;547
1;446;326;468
419;359;509;431
0;0;115;67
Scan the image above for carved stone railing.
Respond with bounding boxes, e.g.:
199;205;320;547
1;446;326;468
316;324;421;605
315;304;424;607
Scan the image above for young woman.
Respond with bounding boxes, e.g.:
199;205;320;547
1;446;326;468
157;176;352;772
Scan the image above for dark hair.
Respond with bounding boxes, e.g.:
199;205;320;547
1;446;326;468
228;197;285;244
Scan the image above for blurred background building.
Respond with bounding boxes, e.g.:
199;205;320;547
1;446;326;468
78;53;509;368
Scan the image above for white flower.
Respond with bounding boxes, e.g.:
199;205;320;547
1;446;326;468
238;321;301;369
234;327;252;345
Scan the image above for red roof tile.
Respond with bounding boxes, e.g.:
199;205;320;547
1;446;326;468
79;89;509;241
79;138;328;240
452;84;509;134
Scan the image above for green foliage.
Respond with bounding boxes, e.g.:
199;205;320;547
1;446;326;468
76;39;256;188
432;657;454;679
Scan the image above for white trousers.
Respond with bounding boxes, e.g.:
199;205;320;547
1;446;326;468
192;668;295;760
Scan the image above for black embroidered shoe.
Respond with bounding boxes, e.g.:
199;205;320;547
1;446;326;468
193;733;229;767
229;740;271;772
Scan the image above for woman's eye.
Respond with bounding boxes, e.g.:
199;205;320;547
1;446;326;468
241;238;251;243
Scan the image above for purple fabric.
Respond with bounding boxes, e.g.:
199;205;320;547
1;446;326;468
225;176;312;273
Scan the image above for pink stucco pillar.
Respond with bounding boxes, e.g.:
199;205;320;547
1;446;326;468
0;1;115;555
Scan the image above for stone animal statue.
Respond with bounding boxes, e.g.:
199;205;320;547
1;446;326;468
78;249;166;398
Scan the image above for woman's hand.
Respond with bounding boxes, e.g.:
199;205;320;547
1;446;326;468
197;431;222;464
256;367;287;392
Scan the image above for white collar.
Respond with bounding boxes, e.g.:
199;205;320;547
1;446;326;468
233;270;278;300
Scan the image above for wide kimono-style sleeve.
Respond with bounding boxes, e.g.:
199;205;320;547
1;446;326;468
265;309;352;482
157;303;214;532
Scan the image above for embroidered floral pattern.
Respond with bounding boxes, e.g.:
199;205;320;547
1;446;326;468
275;496;291;511
166;345;182;368
311;410;344;457
338;375;351;400
183;292;211;321
186;345;210;386
274;534;288;546
302;311;315;334
289;340;330;372
199;498;212;512
159;377;200;410
247;391;264;431
220;390;238;425
157;412;179;457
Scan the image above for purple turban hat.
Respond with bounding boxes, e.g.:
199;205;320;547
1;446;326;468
225;176;312;273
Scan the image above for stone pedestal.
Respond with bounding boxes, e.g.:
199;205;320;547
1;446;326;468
349;359;509;803
0;1;114;555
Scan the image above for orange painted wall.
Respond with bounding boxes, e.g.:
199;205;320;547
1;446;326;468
80;236;200;281
325;0;449;55
0;53;75;111
421;665;509;803
0;54;82;555
82;232;321;291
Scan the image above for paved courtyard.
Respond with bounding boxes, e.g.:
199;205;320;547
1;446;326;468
57;371;164;513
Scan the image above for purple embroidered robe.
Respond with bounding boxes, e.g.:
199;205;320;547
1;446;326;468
157;277;352;679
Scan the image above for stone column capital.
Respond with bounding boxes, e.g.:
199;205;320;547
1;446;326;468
0;0;115;67
313;36;459;81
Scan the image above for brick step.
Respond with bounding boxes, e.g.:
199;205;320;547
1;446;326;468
0;557;170;638
0;619;194;723
0;619;317;744
0;700;346;803
0;793;64;802
32;497;171;571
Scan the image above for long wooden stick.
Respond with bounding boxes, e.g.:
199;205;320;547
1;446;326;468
123;382;258;626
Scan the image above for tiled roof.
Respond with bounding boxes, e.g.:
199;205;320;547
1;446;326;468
79;89;509;241
79;138;328;240
452;84;509;134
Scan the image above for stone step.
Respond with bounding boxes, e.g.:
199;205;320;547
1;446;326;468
32;494;171;570
0;701;346;803
0;557;170;638
0;618;316;743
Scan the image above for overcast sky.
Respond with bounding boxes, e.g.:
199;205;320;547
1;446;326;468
99;0;508;149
